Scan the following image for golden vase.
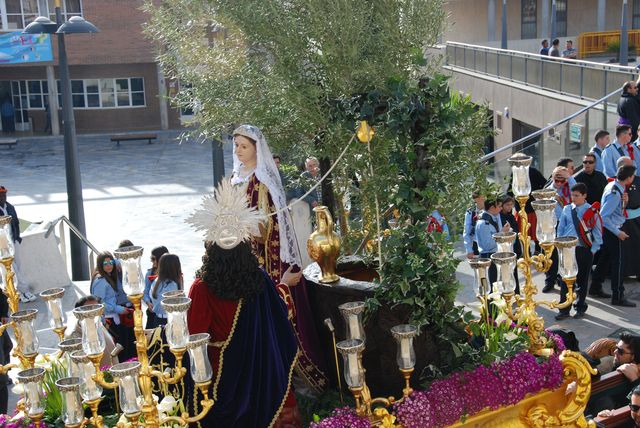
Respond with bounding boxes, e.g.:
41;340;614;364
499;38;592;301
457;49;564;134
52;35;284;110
307;206;341;283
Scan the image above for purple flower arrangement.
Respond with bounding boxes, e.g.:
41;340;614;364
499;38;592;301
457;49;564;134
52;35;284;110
309;407;371;428
394;352;564;427
0;414;49;428
313;333;566;427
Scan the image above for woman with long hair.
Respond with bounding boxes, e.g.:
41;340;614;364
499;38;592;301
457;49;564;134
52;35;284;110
147;254;182;329
143;246;169;328
90;251;135;361
231;124;327;391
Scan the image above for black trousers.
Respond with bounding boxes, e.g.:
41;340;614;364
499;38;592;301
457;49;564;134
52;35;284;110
591;249;610;292
544;248;559;288
601;229;625;302
559;246;593;315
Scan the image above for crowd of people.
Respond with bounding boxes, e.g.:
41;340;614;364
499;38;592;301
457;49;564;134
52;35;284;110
539;38;578;59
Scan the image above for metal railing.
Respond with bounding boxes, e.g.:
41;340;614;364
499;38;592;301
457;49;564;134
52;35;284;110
445;41;637;102
44;216;99;277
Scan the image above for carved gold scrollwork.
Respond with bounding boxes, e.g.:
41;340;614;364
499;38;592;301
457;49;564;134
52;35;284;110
523;351;596;428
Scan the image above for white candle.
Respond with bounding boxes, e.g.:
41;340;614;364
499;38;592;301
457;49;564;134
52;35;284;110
25;383;44;415
84;320;98;348
20;324;34;351
500;265;511;290
169;315;187;348
48;301;63;328
348;316;361;340
122;377;139;412
83;363;101;399
493;280;503;294
0;233;8;252
126;262;140;289
192;349;206;377
400;339;411;368
347;353;360;386
64;390;82;423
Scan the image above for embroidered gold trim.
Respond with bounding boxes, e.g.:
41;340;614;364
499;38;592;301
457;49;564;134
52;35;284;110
268;350;300;428
212;299;243;402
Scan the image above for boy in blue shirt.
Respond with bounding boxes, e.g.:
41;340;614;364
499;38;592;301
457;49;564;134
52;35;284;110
476;198;511;286
555;183;603;320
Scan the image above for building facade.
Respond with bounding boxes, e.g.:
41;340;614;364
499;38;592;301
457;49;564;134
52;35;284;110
444;0;639;52
0;0;182;134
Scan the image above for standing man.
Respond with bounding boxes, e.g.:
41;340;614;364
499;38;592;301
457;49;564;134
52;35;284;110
600;165;637;307
555;183;602;320
542;166;576;293
463;191;484;259
575;153;608;204
540;39;549;55
618;81;640;141
0;186;36;303
301;157;322;208
562;40;578;59
602;125;640;179
591;129;610;173
549;39;561;57
475;198;510;286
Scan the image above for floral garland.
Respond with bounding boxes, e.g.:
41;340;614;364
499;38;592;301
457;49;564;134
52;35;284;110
311;350;565;428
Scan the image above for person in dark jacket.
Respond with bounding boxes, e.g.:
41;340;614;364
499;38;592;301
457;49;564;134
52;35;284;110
617;81;640;141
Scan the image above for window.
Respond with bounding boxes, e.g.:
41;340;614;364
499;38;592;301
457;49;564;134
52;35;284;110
555;0;567;38
521;0;537;39
47;0;82;23
0;0;83;30
11;77;144;109
634;0;640;29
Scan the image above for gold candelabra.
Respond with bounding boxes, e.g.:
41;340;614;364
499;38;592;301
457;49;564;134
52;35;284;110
470;153;578;355
0;227;215;428
334;301;418;424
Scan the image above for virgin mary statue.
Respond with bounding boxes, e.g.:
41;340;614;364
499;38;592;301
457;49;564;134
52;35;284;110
231;124;328;392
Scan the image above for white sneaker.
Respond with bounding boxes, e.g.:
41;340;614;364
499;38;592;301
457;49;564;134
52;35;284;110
19;291;37;303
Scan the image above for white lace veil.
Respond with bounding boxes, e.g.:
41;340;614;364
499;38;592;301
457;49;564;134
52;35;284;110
231;124;302;267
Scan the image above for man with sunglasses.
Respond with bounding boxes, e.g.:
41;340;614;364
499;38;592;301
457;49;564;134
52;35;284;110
630;386;640;427
576;153;608;205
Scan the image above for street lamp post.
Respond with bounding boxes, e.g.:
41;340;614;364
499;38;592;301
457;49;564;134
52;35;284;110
621;0;629;66
24;4;99;281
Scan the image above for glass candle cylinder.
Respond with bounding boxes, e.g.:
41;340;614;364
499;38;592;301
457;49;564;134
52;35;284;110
493;231;517;253
187;333;213;384
531;189;558;201
469;258;492;296
508;153;532;197
161;297;191;350
39;287;66;330
0;216;15;260
70;350;103;401
532;200;557;244
16;367;46;417
55;377;84;426
11;309;39;357
72;304;106;357
490;252;518;293
113;246;144;296
58;338;83;377
338;301;366;343
390;325;418;370
555;236;578;279
336;339;365;389
110;362;142;416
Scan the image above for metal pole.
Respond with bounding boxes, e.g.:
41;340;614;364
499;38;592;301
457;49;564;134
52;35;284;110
56;5;89;280
211;139;225;187
551;0;557;41
501;0;507;49
621;0;629;66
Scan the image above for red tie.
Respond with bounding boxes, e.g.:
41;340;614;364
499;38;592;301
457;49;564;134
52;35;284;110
561;183;571;206
627;143;635;161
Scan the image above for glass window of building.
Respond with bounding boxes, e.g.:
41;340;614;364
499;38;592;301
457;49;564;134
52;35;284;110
521;0;537;39
556;0;567;37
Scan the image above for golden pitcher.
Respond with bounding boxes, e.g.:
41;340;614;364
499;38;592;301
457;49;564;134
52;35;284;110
307;206;341;283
